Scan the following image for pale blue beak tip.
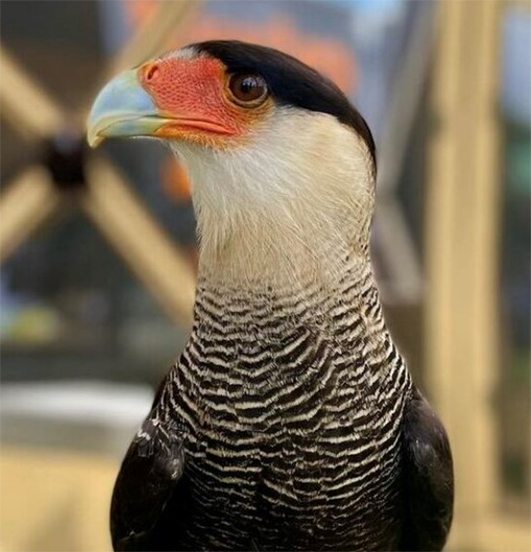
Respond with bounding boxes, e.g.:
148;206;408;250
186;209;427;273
87;69;160;148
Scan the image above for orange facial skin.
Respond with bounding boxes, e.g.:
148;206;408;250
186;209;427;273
138;56;273;148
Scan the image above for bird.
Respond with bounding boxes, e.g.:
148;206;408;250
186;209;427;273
87;40;454;552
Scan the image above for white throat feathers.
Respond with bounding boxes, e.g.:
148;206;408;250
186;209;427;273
171;108;375;288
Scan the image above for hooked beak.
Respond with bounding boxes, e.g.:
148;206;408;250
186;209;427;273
87;66;237;149
87;69;167;148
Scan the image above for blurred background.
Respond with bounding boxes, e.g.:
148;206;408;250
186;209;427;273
0;0;529;550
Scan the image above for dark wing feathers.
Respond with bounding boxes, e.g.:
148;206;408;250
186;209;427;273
110;413;185;551
400;387;454;551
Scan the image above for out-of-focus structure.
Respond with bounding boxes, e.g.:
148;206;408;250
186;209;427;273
0;1;197;326
0;1;529;551
427;2;530;550
1;5;198;549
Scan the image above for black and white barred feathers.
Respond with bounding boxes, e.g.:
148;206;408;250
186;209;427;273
158;261;411;551
88;40;454;552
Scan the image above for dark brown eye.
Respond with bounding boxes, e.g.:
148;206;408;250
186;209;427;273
228;73;268;106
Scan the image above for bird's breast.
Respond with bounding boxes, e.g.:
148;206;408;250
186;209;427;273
170;336;407;550
165;278;410;549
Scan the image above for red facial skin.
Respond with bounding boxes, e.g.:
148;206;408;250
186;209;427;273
138;56;271;147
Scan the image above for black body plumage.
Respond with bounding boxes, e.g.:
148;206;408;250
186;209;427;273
109;41;453;552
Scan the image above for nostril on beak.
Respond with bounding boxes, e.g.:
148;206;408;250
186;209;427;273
145;63;160;82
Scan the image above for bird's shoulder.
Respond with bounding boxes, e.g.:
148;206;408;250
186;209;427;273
400;386;454;551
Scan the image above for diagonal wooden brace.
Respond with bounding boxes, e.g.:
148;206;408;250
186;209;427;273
0;46;65;140
101;0;198;88
82;157;195;327
0;167;64;263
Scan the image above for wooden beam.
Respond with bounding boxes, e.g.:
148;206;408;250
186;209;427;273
0;167;63;263
104;0;198;80
82;157;195;328
0;46;64;140
425;0;530;549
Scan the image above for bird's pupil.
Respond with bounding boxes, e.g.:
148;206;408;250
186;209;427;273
240;78;255;94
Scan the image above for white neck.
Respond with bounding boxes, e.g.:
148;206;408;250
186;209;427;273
172;108;375;289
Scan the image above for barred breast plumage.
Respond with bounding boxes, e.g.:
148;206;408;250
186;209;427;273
156;258;411;550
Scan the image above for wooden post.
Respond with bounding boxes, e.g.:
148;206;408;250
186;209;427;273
425;1;530;549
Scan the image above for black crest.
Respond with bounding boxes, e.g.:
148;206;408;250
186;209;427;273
192;40;376;170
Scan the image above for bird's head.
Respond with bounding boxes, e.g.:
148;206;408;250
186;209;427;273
87;41;376;285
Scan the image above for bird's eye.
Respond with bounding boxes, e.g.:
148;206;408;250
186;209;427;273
227;74;268;106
